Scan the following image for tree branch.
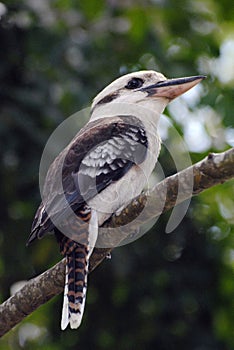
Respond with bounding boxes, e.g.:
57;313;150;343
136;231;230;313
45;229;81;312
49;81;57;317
0;148;233;337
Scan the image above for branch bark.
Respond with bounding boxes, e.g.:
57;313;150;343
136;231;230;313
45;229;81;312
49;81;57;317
1;148;233;337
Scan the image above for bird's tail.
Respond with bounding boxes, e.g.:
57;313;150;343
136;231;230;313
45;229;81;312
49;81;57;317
60;210;98;330
61;242;89;330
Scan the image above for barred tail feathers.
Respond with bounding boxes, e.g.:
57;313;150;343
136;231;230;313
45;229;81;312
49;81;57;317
69;244;89;329
61;209;98;330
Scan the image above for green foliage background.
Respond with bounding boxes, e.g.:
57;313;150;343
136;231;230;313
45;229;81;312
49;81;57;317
0;0;233;349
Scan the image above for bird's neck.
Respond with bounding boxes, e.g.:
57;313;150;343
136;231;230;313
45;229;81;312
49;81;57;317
90;101;167;126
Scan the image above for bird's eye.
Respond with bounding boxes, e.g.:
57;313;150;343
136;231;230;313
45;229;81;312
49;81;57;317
125;78;144;90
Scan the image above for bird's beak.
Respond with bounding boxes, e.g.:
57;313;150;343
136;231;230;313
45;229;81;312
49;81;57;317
141;75;206;100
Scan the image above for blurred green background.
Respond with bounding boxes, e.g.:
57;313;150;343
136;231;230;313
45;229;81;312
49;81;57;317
0;0;234;349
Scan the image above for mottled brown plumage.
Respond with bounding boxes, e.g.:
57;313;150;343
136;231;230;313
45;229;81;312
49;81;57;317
28;115;147;243
28;114;148;329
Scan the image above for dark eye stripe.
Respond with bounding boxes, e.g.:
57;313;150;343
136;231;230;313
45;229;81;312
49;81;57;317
96;91;119;106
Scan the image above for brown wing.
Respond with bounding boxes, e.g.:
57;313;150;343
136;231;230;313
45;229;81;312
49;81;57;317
28;115;148;244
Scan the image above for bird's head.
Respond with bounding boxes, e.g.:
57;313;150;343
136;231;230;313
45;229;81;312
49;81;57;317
91;70;205;119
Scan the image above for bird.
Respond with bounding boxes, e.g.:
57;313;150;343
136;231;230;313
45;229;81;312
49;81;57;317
27;70;205;330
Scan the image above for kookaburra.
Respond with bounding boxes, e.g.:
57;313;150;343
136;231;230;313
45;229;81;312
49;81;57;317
27;70;205;330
